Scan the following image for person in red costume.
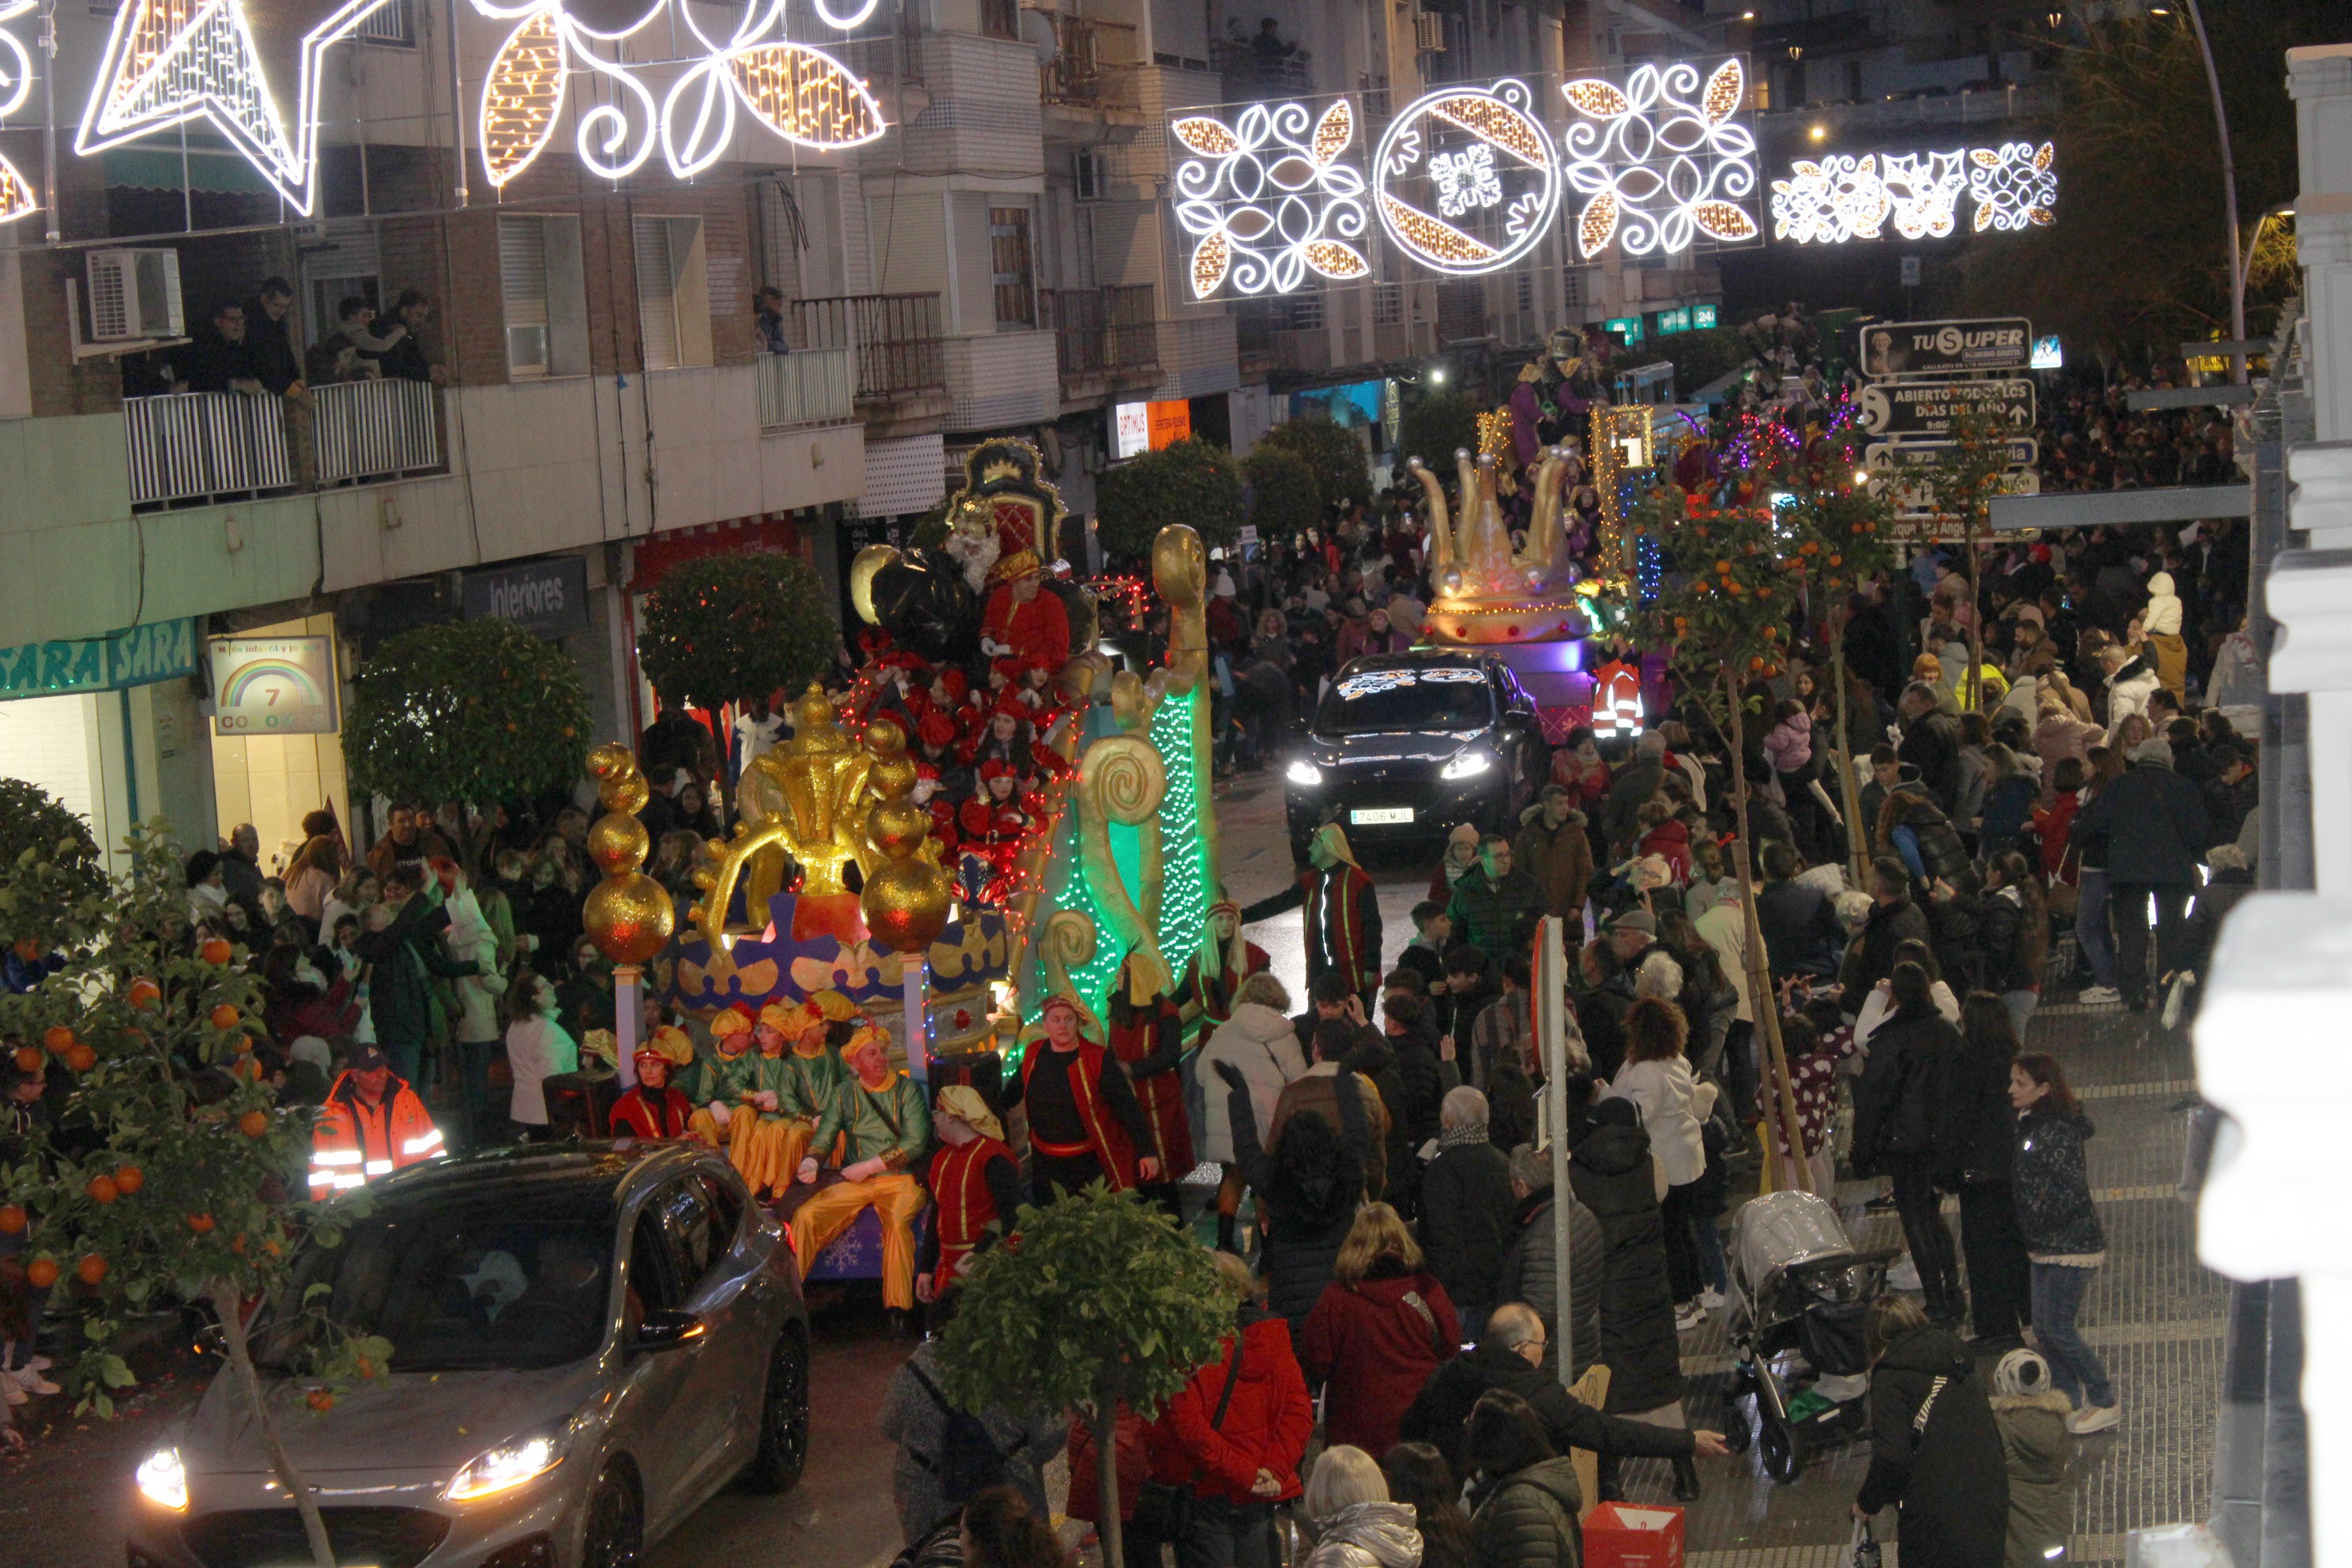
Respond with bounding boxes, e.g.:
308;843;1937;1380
980;551;1071;674
915;1085;1023;1308
1177;895;1271;1044
1004;994;1160;1204
1106;948;1193;1217
609;1037;696;1139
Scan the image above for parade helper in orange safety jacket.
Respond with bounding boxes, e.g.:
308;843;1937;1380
310;1044;445;1195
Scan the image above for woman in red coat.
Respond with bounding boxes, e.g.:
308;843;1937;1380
1300;1203;1460;1458
1144;1253;1315;1568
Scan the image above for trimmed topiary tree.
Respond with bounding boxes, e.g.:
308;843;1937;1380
345;619;591;808
1257;414;1371;512
1095;438;1246;563
1241;446;1321;539
1398;391;1481;472
637;552;840;711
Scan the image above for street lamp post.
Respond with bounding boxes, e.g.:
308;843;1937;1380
2179;0;2248;381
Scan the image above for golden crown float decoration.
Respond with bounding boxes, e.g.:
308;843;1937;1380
1411;445;1599;646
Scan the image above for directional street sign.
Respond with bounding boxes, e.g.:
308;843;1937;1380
1864;438;2038;472
1856;378;2036;438
1879;468;2042;538
1858;318;2034;378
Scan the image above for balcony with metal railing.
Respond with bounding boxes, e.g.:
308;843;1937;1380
126;379;451;507
788;294;952;435
1212;38;1313;102
1041;14;1142;111
1040;284;1160;401
756;345;857;428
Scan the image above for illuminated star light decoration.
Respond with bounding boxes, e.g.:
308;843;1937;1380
0;0;36;221
1562;57;1758;258
1170;97;1368;297
475;0;888;187
1372;79;1560;276
1770;142;2052;244
75;0;399;213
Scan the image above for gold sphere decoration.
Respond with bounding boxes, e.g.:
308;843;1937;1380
870;798;930;857
586;812;650;879
587;742;650;816
583;872;675;964
863;859;952;954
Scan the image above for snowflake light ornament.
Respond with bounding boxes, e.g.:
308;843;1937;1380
1170;97;1368;297
1770;154;1886;244
1882;150;1967;239
1968;141;2056;232
1562;56;1758;258
1372;79;1560;276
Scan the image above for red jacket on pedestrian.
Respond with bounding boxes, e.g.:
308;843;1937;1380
1065;1403;1152;1526
1146;1311;1314;1506
1299;1265;1460;1457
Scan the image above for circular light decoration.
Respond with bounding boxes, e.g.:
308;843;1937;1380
1371;79;1561;277
1170;98;1368;297
1561;56;1758;258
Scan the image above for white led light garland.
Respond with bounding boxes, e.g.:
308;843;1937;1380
1371;79;1560;277
1770;139;2054;243
1561;57;1758;258
0;0;34;222
1170;97;1369;297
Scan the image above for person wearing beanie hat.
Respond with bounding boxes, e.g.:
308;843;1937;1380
1003;993;1161;1204
1175;892;1271;1043
2141;571;2186;699
610;1039;697;1140
1988;1348;2075;1568
917;1084;1022;1310
791;1024;933;1324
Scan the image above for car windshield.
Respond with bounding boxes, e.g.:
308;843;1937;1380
263;1191;617;1373
1314;666;1492;734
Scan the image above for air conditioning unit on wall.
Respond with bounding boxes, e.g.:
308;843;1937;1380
86;249;185;342
1413;10;1446;52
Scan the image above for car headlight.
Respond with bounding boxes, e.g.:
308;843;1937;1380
1285;760;1325;787
136;1447;189;1511
444;1430;565;1503
1440;751;1493;781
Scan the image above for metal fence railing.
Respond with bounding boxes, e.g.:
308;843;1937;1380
313;378;444;484
757;345;856;428
1103;283;1156;374
1042;13;1140;105
789;294;948;401
1042;285;1159;387
1042;288;1106;379
124;391;296;507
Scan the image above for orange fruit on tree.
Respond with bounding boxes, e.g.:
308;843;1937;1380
1713;560;1731;574
128;978;161;1012
85;1175;119;1204
239;1110;270;1139
43;1026;74;1054
187;1212;215;1234
199;938;232;966
77;1254;107;1286
114;1166;143;1195
12;1047;42;1075
229;1233;247;1255
307;1390;336;1412
65;1044;96;1073
0;1207;24;1235
209;1004;241;1031
25;1258;57;1290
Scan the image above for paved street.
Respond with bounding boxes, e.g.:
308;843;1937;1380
0;769;2222;1567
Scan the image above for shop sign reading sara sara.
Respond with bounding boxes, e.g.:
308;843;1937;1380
209;636;339;736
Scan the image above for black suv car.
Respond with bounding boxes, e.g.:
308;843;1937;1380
1283;650;1549;859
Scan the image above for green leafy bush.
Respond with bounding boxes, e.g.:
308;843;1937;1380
0;778;104;948
637;553;840;710
1257;415;1371;511
1397;391;1481;472
345;620;591;808
1241;447;1321;537
1095;438;1245;562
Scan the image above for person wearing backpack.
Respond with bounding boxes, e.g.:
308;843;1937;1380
1852;1295;2007;1568
878;1294;1067;1543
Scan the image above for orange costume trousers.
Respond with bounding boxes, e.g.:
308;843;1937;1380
789;1172;926;1310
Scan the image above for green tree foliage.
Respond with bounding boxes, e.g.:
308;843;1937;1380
1095;438;1246;562
1257;415;1372;511
0;825;386;1566
1397;392;1481;472
1242;447;1321;537
345;620;591;808
638;553;840;711
0;778;104;951
1649;326;1753;399
936;1183;1232;1568
1966;2;2344;353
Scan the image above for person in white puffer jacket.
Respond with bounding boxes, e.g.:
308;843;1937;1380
435;862;510;1149
2142;570;2186;699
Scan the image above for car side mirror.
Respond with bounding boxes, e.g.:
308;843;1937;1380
629;1310;707;1354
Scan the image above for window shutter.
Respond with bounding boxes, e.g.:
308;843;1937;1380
499;216;550;375
634;216;680;370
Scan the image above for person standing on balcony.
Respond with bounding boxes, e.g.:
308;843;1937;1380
182;302;266;396
755;286;792;354
374;290;446;385
242;277;306;398
1251;17;1295;77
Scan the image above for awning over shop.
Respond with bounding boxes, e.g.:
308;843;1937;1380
101;146;277;197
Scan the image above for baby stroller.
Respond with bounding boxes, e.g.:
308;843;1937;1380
1718;1189;1896;1483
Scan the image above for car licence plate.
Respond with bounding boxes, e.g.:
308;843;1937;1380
1351;807;1415;825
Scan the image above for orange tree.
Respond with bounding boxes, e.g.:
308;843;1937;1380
1774;406;1901;884
1634;482;1813;1192
0;826;384;1568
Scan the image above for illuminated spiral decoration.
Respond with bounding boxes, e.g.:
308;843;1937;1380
1561;57;1758;258
1080;736;1167;826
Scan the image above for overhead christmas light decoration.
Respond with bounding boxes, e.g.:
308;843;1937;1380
75;0;400;213
1561;57;1758;258
475;0;888;187
0;0;34;221
1170;98;1368;297
1769;140;2055;244
1373;79;1560;276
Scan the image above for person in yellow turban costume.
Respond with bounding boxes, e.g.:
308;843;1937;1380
685;1006;762;1165
719;1001;805;1197
791;1023;933;1326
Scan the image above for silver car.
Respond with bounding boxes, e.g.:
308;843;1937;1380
124;1143;811;1568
